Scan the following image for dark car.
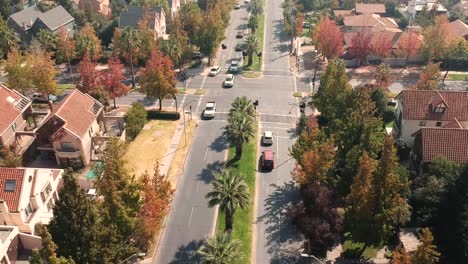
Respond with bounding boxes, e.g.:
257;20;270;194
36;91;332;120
260;150;274;171
235;43;245;51
236;31;244;38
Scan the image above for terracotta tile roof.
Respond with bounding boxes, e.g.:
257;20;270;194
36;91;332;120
0;168;25;212
344;14;399;31
344;31;401;48
48;89;102;138
448;19;468;38
420;128;468;163
355;3;386;14
393;31;424;49
444;118;463;128
334;9;354;17
0;85;30;136
397;90;468;121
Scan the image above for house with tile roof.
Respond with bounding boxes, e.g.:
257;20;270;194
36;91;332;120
343;14;401;33
355;3;386;15
453;0;468;18
77;0;111;16
0;167;63;235
7;5;74;45
393;90;468;147
119;6;166;38
34;89;104;169
448;19;468;40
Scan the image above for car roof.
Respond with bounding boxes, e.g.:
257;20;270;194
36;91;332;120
231;61;239;64
263;150;274;159
211;66;220;69
264;131;273;137
226;74;233;78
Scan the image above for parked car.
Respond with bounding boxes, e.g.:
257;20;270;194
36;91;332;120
209;66;221;76
235;43;245;51
224;74;234;87
236;31;244;38
204;101;216;118
260;150;274;171
262;131;273;146
29;93;57;103
244;0;250;3
192;51;202;59
234;3;241;9
229;61;240;72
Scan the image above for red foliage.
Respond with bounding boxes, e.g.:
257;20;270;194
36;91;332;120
99;56;130;107
296;14;304;37
397;31;422;61
349;31;373;63
313;16;344;59
371;34;393;60
76;52;100;94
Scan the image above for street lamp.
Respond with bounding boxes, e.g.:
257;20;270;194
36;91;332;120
300;253;325;264
182;99;198;146
120;252;146;264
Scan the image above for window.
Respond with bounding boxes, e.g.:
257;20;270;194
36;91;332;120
88;130;92;138
11;123;16;133
419;121;426;126
436;122;442;127
90;126;93;133
4;180;16;192
60;142;74;151
45;183;52;196
24;203;33;218
434;107;445;113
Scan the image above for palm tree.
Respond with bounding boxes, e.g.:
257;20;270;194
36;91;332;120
229;96;255;119
161;38;183;70
247;14;259;34
206;168;250;232
223;111;255;159
244;34;260;66
114;27;141;88
197;232;242;264
249;0;264;15
0;19;18;58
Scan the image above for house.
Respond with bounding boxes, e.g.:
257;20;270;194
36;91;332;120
119;6;166;38
7;5;74;45
77;0;111;16
355;3;386;15
453;0;468;18
393;90;468;147
407;0;448;18
0;167;63;235
334;9;354;18
168;0;181;17
0;225;42;263
343;14;401;32
448;19;468;40
35;90;104;169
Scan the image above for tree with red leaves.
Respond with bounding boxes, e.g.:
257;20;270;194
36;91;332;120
139;50;177;110
76;52;100;94
349;31;373;65
372;34;393;62
396;31;422;66
99;56;130;109
313;16;344;60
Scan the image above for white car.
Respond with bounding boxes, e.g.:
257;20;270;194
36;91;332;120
244;0;250;3
234;3;241;9
224;74;234;87
204;101;216;118
29;93;57;103
209;66;221;76
229;61;239;72
262;131;273;145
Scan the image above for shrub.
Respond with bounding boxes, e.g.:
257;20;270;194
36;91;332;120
125;103;147;140
147;110;181;120
383;106;395;124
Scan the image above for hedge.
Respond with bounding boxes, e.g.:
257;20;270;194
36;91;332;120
147;110;181;120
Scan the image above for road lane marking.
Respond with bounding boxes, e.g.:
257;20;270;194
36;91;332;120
204;148;209;160
276;136;279;158
196;182;200;193
179;94;187;110
188;206;195;227
195;95;204;113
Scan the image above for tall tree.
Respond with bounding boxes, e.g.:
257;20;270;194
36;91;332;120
391;246;411;264
26;48;58;95
178;2;203;47
37;29;58;53
199;7;224;65
244;34;260;66
396;31;422;66
197;232;242;264
206;168;251;232
112;26;141;88
422;15;451;61
135;162;173;251
413;62;440;90
139;50;177;110
49;170;101;263
99;56;130;108
56;27;76;74
30;224;75;264
248;14;259;34
137;13;158;63
75;22;102;60
5;48;33;95
0;17;18;59
313;16;344;59
249;0;264;15
76;52;100;94
223;111;256;159
229;96;256;119
349;31;373;65
313;59;352;122
412;228;440;264
371;34;393;62
374;63;392;89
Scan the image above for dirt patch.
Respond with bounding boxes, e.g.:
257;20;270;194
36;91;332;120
124;120;178;177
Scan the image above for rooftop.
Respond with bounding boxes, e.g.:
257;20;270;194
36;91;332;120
448;19;468;38
8;5;74;31
0;168;25;213
343;14;400;32
0;85;31;136
355;3;386;14
119;6;164;29
419;128;468;163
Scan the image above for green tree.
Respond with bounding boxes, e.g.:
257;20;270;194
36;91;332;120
49;170;101;263
5;48;33;95
30;224;75;264
112;26;141;88
206;168;250;232
0;146;22;167
199;7;224;65
223;111;256;159
124;102;147;140
75;22;102;61
37;29;58;53
0;17;18;58
229;96;256;119
249;0;264;15
248;14;259;34
412;228;440;264
413;62;440;90
197;232;242;264
244;34;260;66
421;15;451;61
313;59;352;122
137;13;158;63
27;47;58;95
178;2;203;46
139;50;177;110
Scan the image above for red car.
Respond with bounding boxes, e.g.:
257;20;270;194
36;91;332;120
261;150;274;171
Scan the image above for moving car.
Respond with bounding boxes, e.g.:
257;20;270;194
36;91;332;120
262;131;273;146
224;74;234;87
235;43;245;52
229;61;239;72
204;101;216;118
260;150;274;171
29;93;57;103
209;66;221;76
236;31;244;38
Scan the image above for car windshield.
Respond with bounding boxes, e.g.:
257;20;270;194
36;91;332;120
226;76;233;81
211;68;218;71
206;106;214;111
231;62;238;66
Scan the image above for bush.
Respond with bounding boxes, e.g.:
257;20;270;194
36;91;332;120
147;110;181;120
125;103;147;140
383;106;395;124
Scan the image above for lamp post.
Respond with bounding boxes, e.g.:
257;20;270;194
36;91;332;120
120;253;146;264
300;253;325;264
182;99;198;146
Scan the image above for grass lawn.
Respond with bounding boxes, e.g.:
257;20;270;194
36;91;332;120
57;83;75;94
342;239;379;260
216;125;258;263
124;120;178;177
448;73;468;80
385;121;394;128
243;13;265;72
194;88;206;95
241;71;262;78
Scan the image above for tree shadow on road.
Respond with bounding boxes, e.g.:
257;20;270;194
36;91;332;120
197;160;226;184
209;134;228;152
256;180;306;264
168;239;204;264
